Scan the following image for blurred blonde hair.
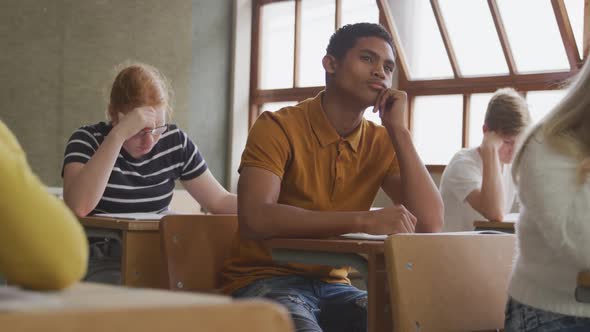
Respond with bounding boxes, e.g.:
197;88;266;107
485;87;530;136
512;61;590;185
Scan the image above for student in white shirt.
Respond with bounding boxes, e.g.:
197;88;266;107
440;88;530;231
505;60;590;331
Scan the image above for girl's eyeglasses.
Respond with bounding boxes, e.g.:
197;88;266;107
137;124;168;137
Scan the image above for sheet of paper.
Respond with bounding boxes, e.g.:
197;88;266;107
438;231;508;235
93;212;165;220
340;233;387;241
341;230;510;241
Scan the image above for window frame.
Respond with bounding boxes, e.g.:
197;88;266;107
249;0;588;171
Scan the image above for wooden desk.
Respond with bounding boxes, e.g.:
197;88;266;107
473;220;515;233
265;237;389;332
0;282;293;331
79;217;165;288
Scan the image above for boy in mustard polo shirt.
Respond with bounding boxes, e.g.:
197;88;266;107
222;23;443;332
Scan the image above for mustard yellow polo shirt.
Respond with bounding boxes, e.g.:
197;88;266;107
0;120;88;290
221;92;399;294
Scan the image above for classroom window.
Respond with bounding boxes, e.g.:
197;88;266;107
261;101;299;113
468;93;494;148
259;1;295;89
389;0;454;79
412;95;463;165
438;0;508;76
526;89;569;123
299;0;335;87
250;0;586;167
341;0;379;27
496;0;569;73
564;0;584;56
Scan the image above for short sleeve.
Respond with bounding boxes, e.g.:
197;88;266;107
62;127;100;175
442;153;482;203
179;130;208;181
239;112;291;179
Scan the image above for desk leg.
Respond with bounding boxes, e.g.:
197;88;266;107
122;231;166;288
367;253;391;332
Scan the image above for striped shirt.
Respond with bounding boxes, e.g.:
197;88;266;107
62;122;207;214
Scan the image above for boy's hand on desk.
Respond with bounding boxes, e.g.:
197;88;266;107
366;205;417;235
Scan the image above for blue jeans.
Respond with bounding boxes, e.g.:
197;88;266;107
505;297;590;331
233;275;367;332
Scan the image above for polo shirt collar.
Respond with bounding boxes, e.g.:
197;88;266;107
309;92;363;153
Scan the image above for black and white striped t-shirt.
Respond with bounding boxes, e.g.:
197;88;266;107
62;122;207;214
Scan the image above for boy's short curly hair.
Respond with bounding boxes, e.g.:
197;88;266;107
326;23;395;60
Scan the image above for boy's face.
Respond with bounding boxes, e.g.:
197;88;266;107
326;37;395;107
498;135;518;164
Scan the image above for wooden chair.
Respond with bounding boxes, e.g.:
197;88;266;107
160;215;238;292
385;233;516;332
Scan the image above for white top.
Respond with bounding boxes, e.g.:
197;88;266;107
440;147;516;231
508;135;590;317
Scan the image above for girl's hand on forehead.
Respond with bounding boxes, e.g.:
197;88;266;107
131;106;167;126
113;107;157;140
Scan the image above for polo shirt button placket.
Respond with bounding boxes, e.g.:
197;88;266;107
332;144;344;198
335;141;347;198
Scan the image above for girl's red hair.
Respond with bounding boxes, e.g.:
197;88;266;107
107;62;172;120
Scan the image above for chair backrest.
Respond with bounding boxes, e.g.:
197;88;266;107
160;214;238;292
385;233;516;332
